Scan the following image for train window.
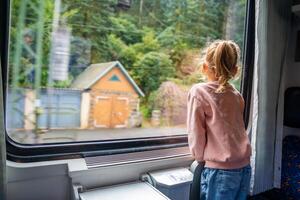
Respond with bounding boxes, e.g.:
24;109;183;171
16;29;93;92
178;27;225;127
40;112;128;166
295;31;300;62
6;0;247;158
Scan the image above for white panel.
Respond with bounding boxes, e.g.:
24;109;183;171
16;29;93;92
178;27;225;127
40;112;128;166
80;182;169;200
7;176;69;200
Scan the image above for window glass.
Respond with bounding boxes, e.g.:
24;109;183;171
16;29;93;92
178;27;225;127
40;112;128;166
8;0;246;144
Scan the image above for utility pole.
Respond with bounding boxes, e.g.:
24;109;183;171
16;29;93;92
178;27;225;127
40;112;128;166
47;0;61;130
11;0;28;133
12;1;46;142
34;0;46;140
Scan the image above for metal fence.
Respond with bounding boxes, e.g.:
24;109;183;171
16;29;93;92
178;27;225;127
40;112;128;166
7;88;82;130
6;91;25;129
37;89;82;129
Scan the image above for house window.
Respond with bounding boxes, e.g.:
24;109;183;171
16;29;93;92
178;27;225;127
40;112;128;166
109;74;121;82
5;0;248;160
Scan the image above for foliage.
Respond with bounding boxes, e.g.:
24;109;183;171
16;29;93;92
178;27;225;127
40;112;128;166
109;15;142;44
132;52;175;96
9;0;246;95
53;78;73;88
132;29;161;55
140;103;151;119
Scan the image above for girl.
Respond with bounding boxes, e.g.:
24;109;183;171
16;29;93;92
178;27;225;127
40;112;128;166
187;40;252;200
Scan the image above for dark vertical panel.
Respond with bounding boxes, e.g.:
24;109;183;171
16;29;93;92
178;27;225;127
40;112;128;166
284;88;300;127
293;0;300;5
294;31;300;62
0;65;6;200
241;0;255;128
0;0;8;198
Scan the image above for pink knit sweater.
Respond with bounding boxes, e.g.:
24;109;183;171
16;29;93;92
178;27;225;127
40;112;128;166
187;81;251;169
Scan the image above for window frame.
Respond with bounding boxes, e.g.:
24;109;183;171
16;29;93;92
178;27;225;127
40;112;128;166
1;0;255;162
241;0;255;128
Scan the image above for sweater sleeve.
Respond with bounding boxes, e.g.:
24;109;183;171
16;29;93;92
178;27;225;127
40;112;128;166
187;92;207;162
237;93;245;112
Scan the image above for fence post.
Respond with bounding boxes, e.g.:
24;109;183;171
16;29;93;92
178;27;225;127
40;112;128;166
80;91;90;129
151;110;161;127
24;89;36;130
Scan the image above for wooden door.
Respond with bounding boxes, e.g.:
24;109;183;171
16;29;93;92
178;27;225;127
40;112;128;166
111;97;129;128
93;96;129;128
93;96;112;128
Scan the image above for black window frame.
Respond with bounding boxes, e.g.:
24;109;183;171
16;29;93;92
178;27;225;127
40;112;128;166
241;0;255;128
1;0;255;162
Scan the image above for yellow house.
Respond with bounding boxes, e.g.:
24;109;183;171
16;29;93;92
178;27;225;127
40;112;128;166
71;61;144;128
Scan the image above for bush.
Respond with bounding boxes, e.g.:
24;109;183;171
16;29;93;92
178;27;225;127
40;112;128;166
132;52;175;96
140;104;151;119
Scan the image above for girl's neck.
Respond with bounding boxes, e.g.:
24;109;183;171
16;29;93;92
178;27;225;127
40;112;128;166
206;77;218;82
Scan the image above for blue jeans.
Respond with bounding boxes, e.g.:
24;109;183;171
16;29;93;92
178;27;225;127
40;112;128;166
200;164;251;200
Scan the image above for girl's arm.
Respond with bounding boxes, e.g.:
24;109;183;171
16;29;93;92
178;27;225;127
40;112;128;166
187;93;207;162
238;93;245;111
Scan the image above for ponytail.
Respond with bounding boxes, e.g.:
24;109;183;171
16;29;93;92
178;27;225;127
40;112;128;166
204;40;240;93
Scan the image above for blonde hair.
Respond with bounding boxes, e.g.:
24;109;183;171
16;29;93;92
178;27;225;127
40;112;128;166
204;40;240;93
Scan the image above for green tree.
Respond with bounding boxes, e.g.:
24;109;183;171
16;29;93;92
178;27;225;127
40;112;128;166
9;0;246;90
64;0;118;63
132;29;160;54
9;0;55;87
109;15;142;44
132;52;175;96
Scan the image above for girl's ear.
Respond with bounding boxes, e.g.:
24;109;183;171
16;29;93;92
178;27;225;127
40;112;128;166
202;63;208;74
